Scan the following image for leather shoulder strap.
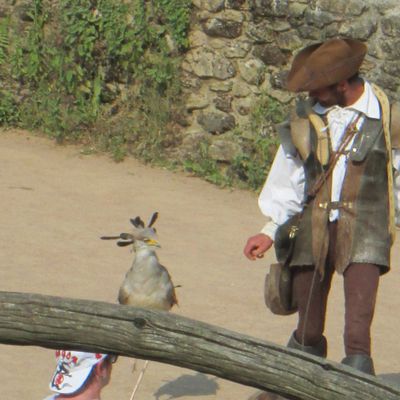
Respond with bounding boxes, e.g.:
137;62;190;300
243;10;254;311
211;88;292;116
288;99;329;164
289;109;311;161
390;101;400;149
304;102;329;166
370;83;396;243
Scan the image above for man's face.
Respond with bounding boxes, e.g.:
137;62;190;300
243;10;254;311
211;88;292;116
309;84;345;107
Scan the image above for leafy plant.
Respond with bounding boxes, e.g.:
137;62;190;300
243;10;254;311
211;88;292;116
2;0;192;146
0;20;9;66
228;94;286;190
250;92;287;133
154;0;191;50
183;141;232;187
230;134;279;190
0;90;19;125
22;0;48;84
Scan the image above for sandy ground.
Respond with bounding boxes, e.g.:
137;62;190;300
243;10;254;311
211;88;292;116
1;129;400;400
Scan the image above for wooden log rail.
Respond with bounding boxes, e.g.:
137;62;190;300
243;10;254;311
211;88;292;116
0;291;398;400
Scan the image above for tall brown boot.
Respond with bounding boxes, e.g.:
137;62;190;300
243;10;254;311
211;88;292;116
287;331;328;357
341;354;375;375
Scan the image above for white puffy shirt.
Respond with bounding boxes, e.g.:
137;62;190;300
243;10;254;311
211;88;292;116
259;81;400;240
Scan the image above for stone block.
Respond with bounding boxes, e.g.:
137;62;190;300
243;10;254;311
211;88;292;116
202;17;243;38
226;0;246;10
253;44;287;66
232;81;252;98
197;111;236;134
246;21;275;44
233;97;253;116
275;31;303;51
238;58;265;86
382;14;400;38
192;0;225;13
224;41;252;59
214;94;233;113
312;0;367;16
186;47;236;80
249;0;289;18
209;138;242;161
338;17;377;39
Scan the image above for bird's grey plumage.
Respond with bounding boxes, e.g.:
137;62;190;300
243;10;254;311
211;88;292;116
118;244;177;310
101;212;177;311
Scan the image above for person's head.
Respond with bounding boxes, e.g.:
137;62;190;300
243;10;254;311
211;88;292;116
286;38;367;107
49;350;117;398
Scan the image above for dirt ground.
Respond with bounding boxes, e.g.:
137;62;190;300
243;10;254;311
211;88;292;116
1;129;400;400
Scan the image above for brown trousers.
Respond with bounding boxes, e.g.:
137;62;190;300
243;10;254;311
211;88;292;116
292;222;380;356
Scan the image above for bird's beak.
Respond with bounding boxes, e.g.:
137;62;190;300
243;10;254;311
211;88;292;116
147;239;161;247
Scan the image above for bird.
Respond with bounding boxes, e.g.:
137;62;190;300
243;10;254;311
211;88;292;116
101;212;177;310
101;212;178;399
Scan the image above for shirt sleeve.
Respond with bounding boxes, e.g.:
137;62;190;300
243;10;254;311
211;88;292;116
392;149;400;226
258;145;306;240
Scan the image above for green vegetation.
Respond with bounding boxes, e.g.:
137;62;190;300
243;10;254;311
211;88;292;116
231;93;286;189
0;0;191;146
183;141;230;187
0;0;287;191
183;94;286;190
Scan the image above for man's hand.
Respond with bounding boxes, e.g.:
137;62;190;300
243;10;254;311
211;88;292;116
243;233;274;260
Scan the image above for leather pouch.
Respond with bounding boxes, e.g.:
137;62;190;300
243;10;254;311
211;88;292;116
264;262;297;315
264;212;302;316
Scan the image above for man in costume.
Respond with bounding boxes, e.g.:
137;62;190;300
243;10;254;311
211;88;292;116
244;38;400;398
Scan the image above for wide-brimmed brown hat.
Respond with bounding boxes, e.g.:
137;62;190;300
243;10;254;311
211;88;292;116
286;38;367;92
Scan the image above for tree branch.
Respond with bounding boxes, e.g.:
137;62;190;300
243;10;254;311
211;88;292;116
0;291;398;400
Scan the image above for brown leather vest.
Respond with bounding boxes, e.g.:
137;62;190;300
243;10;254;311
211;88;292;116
288;116;391;275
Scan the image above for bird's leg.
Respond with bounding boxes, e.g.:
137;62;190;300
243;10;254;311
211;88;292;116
131;358;137;373
129;360;149;400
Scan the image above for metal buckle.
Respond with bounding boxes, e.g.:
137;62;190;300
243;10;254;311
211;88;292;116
289;225;299;239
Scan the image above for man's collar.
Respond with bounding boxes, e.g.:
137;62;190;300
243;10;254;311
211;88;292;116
313;80;381;119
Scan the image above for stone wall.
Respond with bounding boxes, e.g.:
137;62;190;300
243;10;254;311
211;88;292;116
179;0;400;163
2;0;400;171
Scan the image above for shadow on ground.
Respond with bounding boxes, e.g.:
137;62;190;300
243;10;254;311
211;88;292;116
154;372;219;399
379;373;400;388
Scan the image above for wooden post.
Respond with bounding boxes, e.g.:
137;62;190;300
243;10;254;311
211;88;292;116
0;291;398;400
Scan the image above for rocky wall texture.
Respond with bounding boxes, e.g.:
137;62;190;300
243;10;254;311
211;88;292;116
179;0;400;163
2;0;400;174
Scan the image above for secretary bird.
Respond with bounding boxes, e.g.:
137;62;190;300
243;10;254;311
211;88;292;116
101;212;178;399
